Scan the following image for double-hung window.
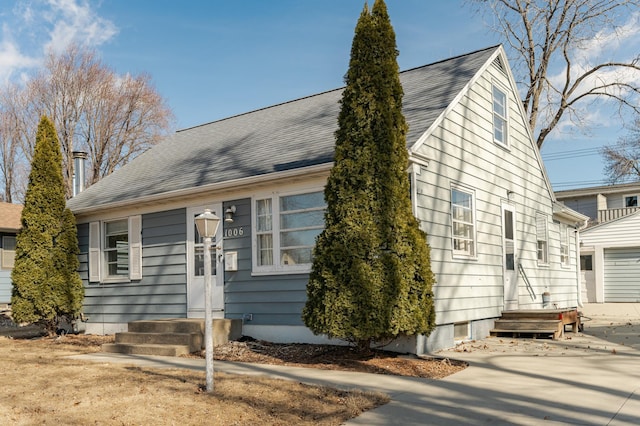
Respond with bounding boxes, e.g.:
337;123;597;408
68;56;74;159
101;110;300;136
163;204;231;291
492;84;508;146
1;235;16;269
451;186;476;258
254;190;325;273
536;213;549;265
560;226;570;267
89;216;142;282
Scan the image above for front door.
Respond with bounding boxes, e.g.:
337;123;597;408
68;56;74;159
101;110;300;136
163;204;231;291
187;205;224;318
502;202;518;310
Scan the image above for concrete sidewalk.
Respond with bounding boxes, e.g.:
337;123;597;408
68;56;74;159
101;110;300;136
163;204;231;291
70;303;640;425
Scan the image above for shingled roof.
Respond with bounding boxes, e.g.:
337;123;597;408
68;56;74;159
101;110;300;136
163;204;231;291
0;202;22;232
68;46;500;212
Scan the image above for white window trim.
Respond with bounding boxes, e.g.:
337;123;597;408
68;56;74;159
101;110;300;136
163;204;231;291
1;235;16;270
251;188;325;275
536;213;549;266
492;82;509;147
450;184;477;260
88;215;142;283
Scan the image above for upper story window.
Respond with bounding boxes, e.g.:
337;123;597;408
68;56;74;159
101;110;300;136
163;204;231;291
254;190;325;274
451;186;476;258
88;216;142;283
492;84;508;146
1;235;16;269
625;195;638;207
536;213;549;265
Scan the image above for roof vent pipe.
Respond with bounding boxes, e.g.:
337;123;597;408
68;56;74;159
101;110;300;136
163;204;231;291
72;151;88;197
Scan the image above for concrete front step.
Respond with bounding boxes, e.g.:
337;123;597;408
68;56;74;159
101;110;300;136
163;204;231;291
102;343;192;357
101;318;243;357
128;319;204;334
114;331;202;353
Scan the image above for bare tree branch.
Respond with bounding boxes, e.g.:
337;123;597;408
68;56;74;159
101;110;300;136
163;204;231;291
0;45;174;200
471;0;640;148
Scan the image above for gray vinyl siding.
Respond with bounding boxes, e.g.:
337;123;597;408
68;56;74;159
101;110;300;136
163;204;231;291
0;232;16;304
223;198;310;326
415;61;578;324
0;270;10;304
79;208;188;324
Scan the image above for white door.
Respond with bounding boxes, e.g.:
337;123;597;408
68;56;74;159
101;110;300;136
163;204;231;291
187;205;224;318
502;203;518;310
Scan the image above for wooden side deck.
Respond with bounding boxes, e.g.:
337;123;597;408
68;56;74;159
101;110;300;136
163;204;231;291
490;308;581;340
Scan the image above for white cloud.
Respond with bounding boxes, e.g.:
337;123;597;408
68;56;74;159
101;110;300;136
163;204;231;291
44;0;118;54
0;0;117;85
0;24;39;85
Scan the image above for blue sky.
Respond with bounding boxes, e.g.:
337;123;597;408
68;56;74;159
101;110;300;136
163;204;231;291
1;0;638;190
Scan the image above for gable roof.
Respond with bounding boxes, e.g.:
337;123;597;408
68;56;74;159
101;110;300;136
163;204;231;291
0;202;22;232
68;46;501;213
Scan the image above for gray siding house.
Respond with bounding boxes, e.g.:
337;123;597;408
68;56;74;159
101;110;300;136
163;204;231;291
0;202;22;306
68;45;587;353
556;183;640;302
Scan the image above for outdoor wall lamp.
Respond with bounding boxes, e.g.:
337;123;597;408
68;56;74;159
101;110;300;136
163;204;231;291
224;205;236;223
194;208;221;393
507;190;515;201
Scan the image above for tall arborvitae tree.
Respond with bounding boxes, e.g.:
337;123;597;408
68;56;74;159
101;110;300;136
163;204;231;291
11;116;84;334
303;0;435;351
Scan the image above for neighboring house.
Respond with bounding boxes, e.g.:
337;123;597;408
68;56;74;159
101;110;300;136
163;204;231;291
0;202;22;306
67;45;587;353
556;183;640;302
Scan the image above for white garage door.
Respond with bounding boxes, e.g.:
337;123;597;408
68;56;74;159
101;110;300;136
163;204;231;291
604;248;640;302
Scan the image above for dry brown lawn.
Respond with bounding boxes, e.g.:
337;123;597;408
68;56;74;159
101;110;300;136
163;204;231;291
0;335;389;425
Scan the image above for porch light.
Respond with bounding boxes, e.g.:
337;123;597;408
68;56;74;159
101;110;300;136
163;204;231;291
194;208;221;393
224;205;236;223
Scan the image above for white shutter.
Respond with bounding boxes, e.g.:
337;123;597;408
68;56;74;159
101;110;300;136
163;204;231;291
88;221;101;282
129;215;142;280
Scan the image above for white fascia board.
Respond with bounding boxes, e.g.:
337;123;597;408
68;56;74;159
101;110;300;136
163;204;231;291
72;162;333;218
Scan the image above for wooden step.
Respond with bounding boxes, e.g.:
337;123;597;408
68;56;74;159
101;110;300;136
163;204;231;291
491;319;563;340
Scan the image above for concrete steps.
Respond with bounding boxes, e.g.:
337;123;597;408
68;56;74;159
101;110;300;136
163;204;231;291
102;318;242;357
490;308;581;340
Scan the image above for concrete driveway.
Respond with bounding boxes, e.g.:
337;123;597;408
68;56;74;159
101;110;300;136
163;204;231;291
347;303;640;425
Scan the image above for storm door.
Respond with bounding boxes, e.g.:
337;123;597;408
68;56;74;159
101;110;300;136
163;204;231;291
187;204;224;318
502;202;518;310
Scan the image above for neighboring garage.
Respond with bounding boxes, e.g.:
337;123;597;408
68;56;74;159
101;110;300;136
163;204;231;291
604;248;640;302
579;211;640;303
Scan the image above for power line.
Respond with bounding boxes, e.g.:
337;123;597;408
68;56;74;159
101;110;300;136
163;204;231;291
541;147;602;161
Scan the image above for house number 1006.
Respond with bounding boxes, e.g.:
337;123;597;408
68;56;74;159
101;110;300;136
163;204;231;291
224;227;244;238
